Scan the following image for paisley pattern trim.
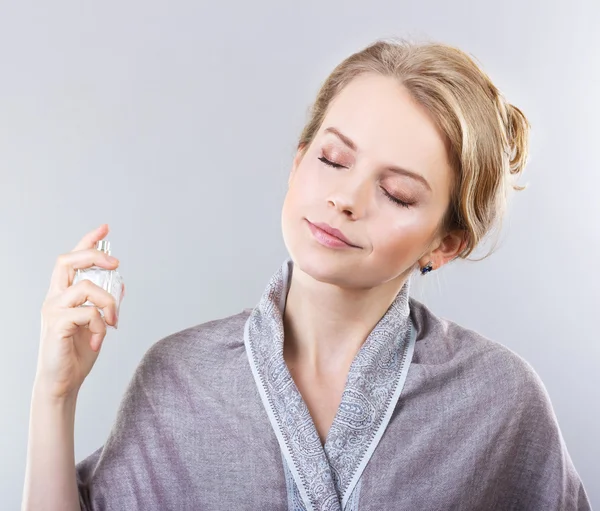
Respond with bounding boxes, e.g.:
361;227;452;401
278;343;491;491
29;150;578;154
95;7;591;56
244;258;416;511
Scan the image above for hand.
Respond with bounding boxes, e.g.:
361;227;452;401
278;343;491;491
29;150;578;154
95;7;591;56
35;224;125;400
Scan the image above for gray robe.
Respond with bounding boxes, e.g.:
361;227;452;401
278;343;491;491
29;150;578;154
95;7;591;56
76;258;592;510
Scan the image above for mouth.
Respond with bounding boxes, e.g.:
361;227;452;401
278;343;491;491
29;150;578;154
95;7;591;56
306;219;361;249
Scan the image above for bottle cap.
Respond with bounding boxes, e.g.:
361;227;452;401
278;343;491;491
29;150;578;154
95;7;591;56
95;239;111;256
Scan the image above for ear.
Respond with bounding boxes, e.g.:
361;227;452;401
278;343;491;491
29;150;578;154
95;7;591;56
419;229;467;270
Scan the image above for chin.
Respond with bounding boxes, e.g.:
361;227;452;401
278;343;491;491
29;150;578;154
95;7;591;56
286;241;363;287
282;214;360;278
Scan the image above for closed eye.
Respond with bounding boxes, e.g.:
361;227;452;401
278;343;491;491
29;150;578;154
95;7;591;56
318;155;414;209
318;156;345;169
381;188;412;208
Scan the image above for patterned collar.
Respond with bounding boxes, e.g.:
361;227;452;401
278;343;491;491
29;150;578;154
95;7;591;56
244;257;416;511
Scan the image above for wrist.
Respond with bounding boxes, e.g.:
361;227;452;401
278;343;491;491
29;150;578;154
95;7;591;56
32;379;79;411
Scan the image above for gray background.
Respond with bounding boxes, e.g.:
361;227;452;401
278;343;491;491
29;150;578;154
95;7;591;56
2;0;598;508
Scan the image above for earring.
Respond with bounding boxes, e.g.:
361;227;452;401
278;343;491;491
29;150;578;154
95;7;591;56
420;261;433;275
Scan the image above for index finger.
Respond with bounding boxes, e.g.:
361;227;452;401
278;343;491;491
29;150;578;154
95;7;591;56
72;224;110;252
44;224;112;301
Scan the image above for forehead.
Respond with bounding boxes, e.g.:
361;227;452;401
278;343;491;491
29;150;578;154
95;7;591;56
319;73;453;194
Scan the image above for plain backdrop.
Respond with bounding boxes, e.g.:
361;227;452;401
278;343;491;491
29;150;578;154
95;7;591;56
1;1;598;508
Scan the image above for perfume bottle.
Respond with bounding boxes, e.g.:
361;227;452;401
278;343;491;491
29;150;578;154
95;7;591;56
72;239;124;322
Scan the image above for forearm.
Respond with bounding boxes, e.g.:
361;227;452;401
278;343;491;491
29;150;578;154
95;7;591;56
21;383;80;511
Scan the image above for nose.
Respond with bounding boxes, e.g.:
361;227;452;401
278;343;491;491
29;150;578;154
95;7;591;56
326;172;371;219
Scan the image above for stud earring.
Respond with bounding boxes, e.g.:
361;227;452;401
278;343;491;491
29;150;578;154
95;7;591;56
420;261;434;275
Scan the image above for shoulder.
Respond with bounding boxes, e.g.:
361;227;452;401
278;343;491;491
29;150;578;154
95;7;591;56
133;308;253;379
408;298;591;508
408;296;551;408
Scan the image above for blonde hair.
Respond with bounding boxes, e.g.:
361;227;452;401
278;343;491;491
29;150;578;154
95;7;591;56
296;37;531;261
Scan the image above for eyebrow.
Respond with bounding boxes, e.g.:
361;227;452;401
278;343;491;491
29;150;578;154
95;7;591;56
323;126;432;192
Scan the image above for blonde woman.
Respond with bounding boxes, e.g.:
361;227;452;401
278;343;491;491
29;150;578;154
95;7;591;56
23;38;591;510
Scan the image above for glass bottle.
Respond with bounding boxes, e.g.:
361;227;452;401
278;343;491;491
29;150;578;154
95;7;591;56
72;239;124;322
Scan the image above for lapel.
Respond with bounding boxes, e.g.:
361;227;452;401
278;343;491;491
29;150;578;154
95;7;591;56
244;258;416;511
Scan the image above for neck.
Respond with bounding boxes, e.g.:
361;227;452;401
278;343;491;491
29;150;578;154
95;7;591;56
282;264;410;377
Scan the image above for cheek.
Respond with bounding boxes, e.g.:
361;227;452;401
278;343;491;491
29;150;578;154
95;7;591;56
286;165;321;209
282;168;313;228
371;214;432;258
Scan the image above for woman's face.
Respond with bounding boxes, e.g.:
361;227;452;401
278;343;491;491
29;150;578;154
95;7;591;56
281;72;461;289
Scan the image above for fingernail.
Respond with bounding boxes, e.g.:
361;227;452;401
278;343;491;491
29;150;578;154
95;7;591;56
107;256;119;263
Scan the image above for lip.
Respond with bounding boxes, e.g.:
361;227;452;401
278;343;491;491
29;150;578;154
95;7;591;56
306;219;361;249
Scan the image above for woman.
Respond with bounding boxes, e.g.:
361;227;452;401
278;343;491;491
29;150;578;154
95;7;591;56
23;38;592;510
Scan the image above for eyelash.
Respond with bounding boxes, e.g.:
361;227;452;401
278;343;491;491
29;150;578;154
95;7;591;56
318;156;413;209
